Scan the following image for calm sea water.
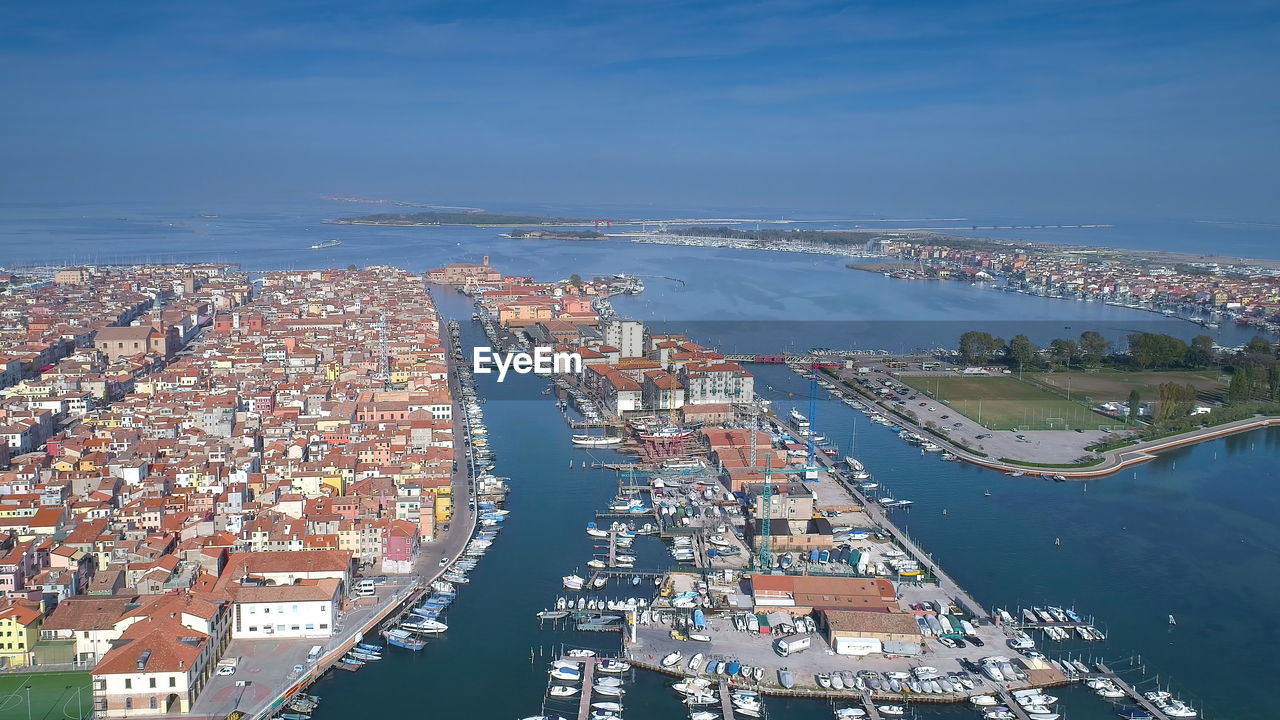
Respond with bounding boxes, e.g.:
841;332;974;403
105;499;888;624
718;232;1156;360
1;201;1275;719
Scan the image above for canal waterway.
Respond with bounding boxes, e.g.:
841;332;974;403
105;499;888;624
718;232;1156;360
2;200;1275;718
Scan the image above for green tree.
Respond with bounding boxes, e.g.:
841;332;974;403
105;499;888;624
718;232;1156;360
1126;332;1189;369
1155;382;1198;423
1227;367;1252;405
1245;335;1274;355
568;274;583;287
959;331;1002;365
1048;338;1078;365
1079;331;1111;366
1007;334;1038;369
346;263;358;271
1127;388;1141;422
1186;335;1216;368
1269;364;1280;402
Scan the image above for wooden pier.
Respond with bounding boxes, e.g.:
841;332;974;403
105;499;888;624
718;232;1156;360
718;681;737;720
576;659;596;720
1096;663;1173;720
859;691;883;720
996;690;1033;720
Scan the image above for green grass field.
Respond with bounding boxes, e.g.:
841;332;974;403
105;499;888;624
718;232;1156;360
899;374;1116;430
1033;369;1226;404
0;671;93;720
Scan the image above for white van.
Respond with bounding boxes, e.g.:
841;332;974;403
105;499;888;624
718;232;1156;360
353;579;376;597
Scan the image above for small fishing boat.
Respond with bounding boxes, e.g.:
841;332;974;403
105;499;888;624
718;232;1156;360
549;685;579;697
592;684;625;697
778;668;795;689
661;651;683;667
878;707;907;717
596;658;630;673
549;667;581;682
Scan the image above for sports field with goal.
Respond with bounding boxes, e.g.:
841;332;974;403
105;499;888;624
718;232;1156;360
0;671;94;720
899;374;1117;430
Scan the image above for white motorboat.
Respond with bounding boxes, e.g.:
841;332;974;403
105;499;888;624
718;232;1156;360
572;435;623;446
562;575;585;591
550;667;581;682
661;651;683;667
687;652;704;671
591;703;623;712
877;707;906;717
549;686;579;697
970;695;999;706
596;659;630;673
400;619;447;633
1159;700;1197;718
567;649;596;657
593;685;625;697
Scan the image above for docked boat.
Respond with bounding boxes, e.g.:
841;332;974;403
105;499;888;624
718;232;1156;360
400;619;447;634
382;629;427;651
637;424;696;441
593;684;625;697
572;434;622;446
563;575;585;591
549;685;579;697
597;659;630;673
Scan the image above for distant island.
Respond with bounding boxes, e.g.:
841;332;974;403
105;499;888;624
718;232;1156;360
670;226;890;246
503;229;606;241
325;211;594;227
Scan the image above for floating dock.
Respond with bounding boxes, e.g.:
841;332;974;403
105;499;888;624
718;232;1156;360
718;681;737;720
576;659;596;720
1096;663;1173;720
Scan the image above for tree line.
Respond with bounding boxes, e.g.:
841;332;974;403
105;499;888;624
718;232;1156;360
958;330;1280;413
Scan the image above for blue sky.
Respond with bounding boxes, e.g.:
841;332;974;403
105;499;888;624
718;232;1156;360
2;0;1277;219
